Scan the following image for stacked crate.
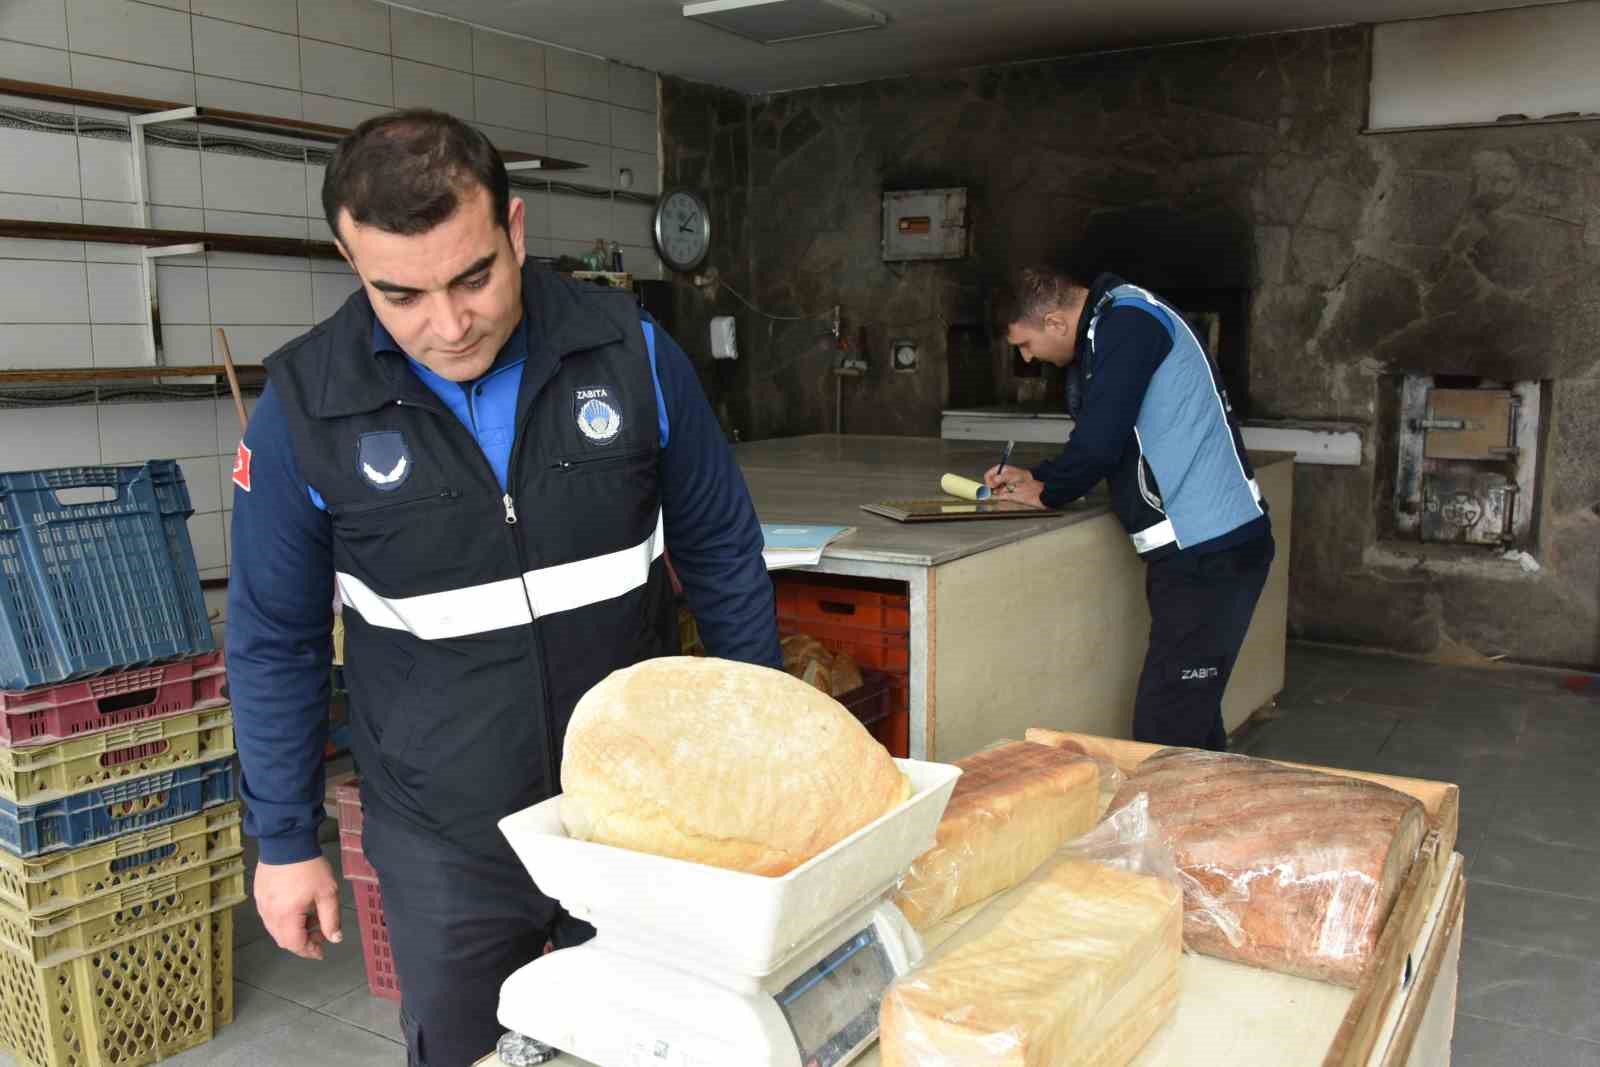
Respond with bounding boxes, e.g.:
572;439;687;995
774;573;912;757
0;462;241;1067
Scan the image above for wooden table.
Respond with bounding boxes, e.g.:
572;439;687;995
733;435;1294;759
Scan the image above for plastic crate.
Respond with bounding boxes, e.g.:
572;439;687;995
0;757;237;858
778;617;910;673
0;803;241;916
0;852;243;967
0;650;227;747
837;670;893;730
333;781;402;1001
774;573;910;633
0;461;214;692
0;705;234;806
0;904;233;1067
351;877;402;1001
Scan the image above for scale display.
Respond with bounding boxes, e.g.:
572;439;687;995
775;926;895;1067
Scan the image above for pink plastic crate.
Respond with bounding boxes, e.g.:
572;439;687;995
0;651;227;747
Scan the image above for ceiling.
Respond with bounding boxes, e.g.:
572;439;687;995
393;0;1564;94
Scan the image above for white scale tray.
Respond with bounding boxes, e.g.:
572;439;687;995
498;758;961;977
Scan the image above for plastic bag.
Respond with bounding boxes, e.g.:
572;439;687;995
878;793;1184;1067
891;741;1117;930
1107;748;1427;987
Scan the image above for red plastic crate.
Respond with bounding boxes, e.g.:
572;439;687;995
0;651;227;747
333;780;401;1001
774;574;910;633
352;878;402;1002
778;617;909;673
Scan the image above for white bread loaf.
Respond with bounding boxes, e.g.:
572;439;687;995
893;741;1099;929
560;657;910;876
880;856;1182;1067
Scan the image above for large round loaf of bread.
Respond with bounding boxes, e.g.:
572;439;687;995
560;657;911;876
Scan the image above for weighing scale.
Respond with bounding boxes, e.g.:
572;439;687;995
496;759;962;1067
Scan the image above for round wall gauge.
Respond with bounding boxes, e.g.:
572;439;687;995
653;189;711;273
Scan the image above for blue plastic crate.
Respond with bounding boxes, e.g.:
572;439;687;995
0;756;236;858
0;461;215;690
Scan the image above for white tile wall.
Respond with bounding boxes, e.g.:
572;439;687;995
298;0;389;52
70;54;196;101
394;59;474;118
549;93;612;146
90;323;146;365
0;406;102;468
0;127;82;200
192;0;296;35
609;64;656;112
207;268;311;325
193;17;301;91
613;147;658;196
85;262;142;323
1;0;662;583
97;398;218;463
611;106;657;154
475;77;545;134
0;0;69;49
156;264;211;324
472;28;545;88
199;152;308;217
195;76;303;122
65;0;193;71
392;8;471;72
0;259;89;322
0;324;92;369
0;39;71;84
611;199;656;248
547;49;608;101
301;39;393;107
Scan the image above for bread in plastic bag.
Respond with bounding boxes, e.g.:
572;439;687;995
892;741;1104;929
1108;748;1427;987
879;794;1183;1067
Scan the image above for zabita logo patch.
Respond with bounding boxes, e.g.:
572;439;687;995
231;441;252;492
357;430;412;492
575;386;622;443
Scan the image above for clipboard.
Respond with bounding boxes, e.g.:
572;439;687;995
859;498;1063;523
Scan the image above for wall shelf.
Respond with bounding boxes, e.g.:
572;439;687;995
0;365;266;385
0;77;586;170
0;218;342;260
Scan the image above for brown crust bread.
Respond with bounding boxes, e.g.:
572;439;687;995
560;657;910;876
1110;748;1426;986
894;741;1099;928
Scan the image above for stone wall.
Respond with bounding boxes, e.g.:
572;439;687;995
661;27;1600;668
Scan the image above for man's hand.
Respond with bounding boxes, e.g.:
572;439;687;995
255;855;343;960
983;466;1046;508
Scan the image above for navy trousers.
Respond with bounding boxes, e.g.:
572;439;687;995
362;804;594;1067
1133;532;1276;751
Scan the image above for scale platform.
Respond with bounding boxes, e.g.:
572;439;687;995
497;759;961;1067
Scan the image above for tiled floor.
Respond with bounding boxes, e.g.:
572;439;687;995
1;642;1595;1065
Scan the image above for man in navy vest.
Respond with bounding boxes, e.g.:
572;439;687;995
987;267;1275;752
228;109;780;1066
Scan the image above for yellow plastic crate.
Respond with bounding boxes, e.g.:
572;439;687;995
0;854;243;967
0;706;234;806
0;804;241;916
0;904;234;1067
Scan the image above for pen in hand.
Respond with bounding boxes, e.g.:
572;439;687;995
993;439;1015;494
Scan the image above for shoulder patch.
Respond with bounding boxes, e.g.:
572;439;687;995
231;441;253;492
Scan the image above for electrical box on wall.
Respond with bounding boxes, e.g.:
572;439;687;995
882;188;968;261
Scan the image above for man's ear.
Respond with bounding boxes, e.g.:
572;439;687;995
1044;309;1072;336
507;197;527;265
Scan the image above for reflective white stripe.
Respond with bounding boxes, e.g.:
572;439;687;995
336;510;666;638
1130;519;1178;555
523;510;665;619
336;571;532;640
1248;477;1262;503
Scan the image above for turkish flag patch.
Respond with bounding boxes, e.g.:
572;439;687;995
231;441;253;492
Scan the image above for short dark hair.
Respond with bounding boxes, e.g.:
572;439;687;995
994;266;1088;327
322;109;509;244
